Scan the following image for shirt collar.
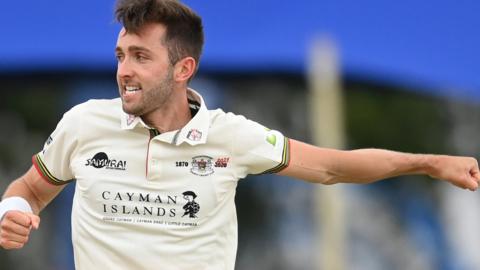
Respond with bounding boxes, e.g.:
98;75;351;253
120;88;209;146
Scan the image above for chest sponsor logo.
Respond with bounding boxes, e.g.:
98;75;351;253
191;155;214;176
182;191;200;218
101;190;201;227
85;152;127;171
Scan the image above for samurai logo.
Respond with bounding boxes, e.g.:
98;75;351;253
182;191;200;218
190;155;214;176
85;152;127;170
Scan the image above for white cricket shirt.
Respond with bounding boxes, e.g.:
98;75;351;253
33;89;290;270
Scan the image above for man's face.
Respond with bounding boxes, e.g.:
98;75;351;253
115;23;175;116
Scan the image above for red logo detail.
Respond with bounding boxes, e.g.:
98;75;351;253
214;157;230;168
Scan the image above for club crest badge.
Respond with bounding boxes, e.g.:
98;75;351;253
191;155;214;176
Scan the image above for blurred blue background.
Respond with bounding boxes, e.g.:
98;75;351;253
1;0;480;270
1;0;479;96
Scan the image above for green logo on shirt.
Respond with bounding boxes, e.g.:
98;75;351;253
266;133;277;146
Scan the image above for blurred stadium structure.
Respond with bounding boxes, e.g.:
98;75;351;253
1;0;480;269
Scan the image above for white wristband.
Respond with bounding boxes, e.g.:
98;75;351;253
0;197;33;221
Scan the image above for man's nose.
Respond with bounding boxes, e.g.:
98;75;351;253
117;59;134;78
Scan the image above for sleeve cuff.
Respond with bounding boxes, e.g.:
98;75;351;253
32;154;74;186
258;137;291;174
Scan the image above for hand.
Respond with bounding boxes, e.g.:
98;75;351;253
0;210;40;249
428;155;480;191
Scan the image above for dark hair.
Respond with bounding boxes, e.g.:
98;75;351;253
115;0;204;69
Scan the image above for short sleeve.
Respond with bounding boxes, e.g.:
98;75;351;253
232;116;290;176
32;109;79;185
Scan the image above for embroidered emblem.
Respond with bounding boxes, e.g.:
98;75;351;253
190;156;214;176
187;129;202;141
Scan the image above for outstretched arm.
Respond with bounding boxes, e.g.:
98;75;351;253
0;166;65;249
278;139;480;191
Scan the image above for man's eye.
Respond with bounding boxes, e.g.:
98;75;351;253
136;55;148;62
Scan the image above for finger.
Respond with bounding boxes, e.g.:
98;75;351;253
6;211;32;227
467;168;479;189
472;170;480;182
1;219;30;236
470;167;480;179
0;239;25;249
1;231;29;244
464;176;478;191
453;174;471;190
469;179;479;191
26;214;40;230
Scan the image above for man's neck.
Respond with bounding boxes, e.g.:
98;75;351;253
141;88;192;133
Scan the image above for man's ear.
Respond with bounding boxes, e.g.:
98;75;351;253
174;57;196;82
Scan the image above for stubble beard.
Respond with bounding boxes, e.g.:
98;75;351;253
121;67;175;116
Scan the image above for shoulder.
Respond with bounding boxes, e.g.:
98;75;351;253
56;98;122;134
209;109;253;128
208;108;270;143
64;98;121;120
68;98;121;114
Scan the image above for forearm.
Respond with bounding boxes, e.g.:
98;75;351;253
280;139;479;190
2;178;44;215
2;166;64;215
0;167;48;250
280;140;438;185
322;148;433;184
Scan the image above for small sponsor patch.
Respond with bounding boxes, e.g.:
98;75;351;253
214;157;230;168
46;136;53;146
187;129;202;141
190;155;214;176
266;133;277;146
42;135;54;154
